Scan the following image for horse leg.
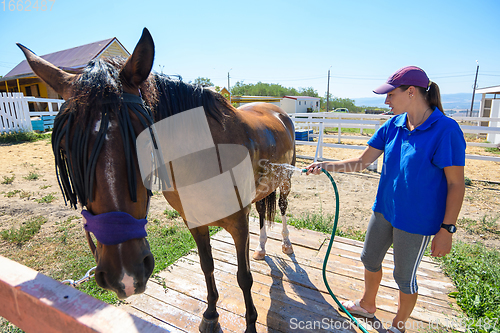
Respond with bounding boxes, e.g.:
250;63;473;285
228;212;258;333
190;226;220;333
279;181;294;255
252;199;267;260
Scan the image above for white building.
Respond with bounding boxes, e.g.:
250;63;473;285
281;96;320;114
230;96;282;108
476;85;500;144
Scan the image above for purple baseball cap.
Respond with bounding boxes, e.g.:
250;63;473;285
374;66;429;94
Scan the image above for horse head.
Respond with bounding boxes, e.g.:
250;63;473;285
18;28;157;299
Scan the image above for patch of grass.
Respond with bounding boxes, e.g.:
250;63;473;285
458;215;500;236
23;171;42;181
0;131;51;144
39;184;52;190
0;216;47;245
324;127;376;135
147;219;194;275
147;218;221;275
439;241;500;332
277;212;335;234
0;319;24;332
164;209;181;219
336;227;366;242
2;175;15;184
35;193;57;203
19;190;32;199
276;212;366;241
4;189;20;198
465;176;473;186
485;147;500;154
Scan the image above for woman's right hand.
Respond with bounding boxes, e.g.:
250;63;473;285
305;162;325;175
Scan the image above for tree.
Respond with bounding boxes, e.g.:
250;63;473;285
230;81;319;98
194;77;214;87
321;93;362;113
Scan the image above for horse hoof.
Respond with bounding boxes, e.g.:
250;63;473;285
199;316;221;333
252;250;266;260
282;244;294;255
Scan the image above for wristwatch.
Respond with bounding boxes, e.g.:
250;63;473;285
441;223;457;233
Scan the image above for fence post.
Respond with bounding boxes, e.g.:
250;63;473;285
366;123;380;172
18;93;32;132
314;122;324;162
0;93;33;133
337;115;342;143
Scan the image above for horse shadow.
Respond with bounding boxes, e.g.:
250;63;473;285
262;253;387;333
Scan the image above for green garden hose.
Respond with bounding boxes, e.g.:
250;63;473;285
303;168;370;333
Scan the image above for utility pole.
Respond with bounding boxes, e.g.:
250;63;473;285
470;61;479;117
326;67;331;112
228;68;232;103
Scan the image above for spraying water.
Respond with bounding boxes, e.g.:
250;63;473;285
266;163;306;179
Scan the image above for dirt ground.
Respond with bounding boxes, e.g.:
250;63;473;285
0;137;499;251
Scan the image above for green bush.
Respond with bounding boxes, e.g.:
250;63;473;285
1;216;47;245
439;241;500;332
0;131;50;144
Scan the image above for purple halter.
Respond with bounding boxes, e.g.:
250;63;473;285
82;210;148;245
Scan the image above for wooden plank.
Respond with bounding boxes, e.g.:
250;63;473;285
248;217;325;250
215;229;446;279
0;255;168;333
112;224;464;333
135;277;270;333
160;249;444;332
173;256;349;322
205;241;457;320
205;231;460;326
118;304;187;333
212;231;451;300
158;259;356;333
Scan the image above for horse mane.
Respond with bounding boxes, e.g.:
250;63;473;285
153;74;230;125
52;57;231;209
53;57;156;208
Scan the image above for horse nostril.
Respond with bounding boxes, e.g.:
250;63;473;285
143;254;155;279
94;270;108;289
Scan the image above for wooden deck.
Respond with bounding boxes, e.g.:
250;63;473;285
121;219;462;332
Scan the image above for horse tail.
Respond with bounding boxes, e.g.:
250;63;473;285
264;190;277;224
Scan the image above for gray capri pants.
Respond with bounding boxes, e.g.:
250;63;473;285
361;212;431;294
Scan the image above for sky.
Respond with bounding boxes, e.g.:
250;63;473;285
1;0;500;100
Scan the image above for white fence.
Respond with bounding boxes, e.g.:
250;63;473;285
0;93;65;134
0;92;32;133
24;96;64;117
292;112;500;163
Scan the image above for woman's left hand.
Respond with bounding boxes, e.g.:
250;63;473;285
431;229;453;257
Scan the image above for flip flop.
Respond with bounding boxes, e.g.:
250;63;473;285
387;326;404;333
339;300;375;318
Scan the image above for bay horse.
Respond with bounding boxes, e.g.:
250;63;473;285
19;28;295;332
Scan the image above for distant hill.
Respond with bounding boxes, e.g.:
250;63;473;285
355;93;481;111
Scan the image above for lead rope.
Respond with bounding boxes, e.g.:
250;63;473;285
62;266;97;288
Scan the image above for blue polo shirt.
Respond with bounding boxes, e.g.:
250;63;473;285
367;108;466;235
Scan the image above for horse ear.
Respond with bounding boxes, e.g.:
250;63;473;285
17;43;76;100
120;28;155;90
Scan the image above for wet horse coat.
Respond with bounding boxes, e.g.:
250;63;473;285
18;28;295;332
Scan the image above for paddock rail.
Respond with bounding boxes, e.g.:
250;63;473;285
0;255;170;332
291;112;500;163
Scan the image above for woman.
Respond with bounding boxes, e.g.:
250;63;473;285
306;66;466;333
